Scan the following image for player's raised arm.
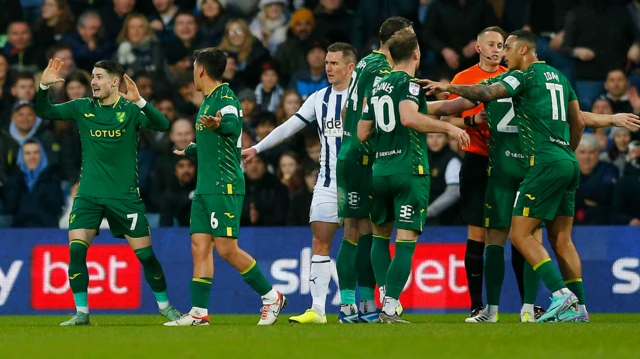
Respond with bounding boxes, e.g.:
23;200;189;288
424;79;510;102
242;92;317;162
427;97;477;117
121;74;170;131
567;100;585;151
35;58;78;121
581;111;640;132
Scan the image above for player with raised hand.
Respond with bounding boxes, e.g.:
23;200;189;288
358;29;469;324
165;48;286;327
335;16;413;324
242;42;356;324
35;58;181;326
424;30;592;322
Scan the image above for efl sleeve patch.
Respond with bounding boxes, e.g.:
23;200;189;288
503;76;520;90
373;76;383;87
409;82;420;96
220;105;238;117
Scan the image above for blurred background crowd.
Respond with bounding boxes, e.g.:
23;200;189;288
1;0;640;229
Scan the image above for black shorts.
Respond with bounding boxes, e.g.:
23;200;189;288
459;152;489;227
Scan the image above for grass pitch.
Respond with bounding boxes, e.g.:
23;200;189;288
1;314;638;358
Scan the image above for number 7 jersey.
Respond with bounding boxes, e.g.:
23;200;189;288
362;70;429;177
498;61;578;166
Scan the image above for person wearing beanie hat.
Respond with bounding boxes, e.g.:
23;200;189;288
250;0;289;54
255;62;284;113
273;7;317;85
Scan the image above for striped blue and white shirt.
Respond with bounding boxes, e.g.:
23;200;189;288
253;85;347;189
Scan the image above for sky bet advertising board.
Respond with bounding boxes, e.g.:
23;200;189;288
1;227;639;315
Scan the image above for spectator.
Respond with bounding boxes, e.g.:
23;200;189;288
217;18;271;88
313;0;353;44
132;71;157;102
241;153;289;226
148;118;195;211
423;0;499;78
522;0;578;84
611;140;640;226
175;74;204;116
38;44;77;105
277;151;304;196
273;7;317;85
160;156;197;226
197;0;232;47
164;12;202;76
0;53;10;122
249;0;289;55
0;72;37;128
115;13;166;79
222;52;246;93
255;62;283;113
238;88;258;128
3;20;46;73
0;0;23;34
561;1;640;110
60;11;115;72
288;40;329;99
148;0;180;42
304;132;321;163
589;96;613;152
575;134;619;225
604;69;634;115
286;161;317;225
2;139;63;227
32;0;75;50
601;127;631;175
426;132;462;226
276;89;302;125
219;0;260;16
0;101;60;177
100;0;136;40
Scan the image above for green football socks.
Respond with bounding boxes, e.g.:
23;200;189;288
337;238;357;305
385;240;417;299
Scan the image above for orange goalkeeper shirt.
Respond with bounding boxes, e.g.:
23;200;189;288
448;64;508;156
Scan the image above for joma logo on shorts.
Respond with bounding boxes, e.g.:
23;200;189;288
348;192;359;206
400;205;414;220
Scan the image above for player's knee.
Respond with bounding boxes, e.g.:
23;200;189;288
135;246;157;265
215;241;238;261
312;236;331;254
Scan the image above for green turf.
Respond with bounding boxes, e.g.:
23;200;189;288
1;314;639;358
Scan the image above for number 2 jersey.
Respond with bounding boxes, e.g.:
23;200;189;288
35;87;169;199
498;62;578;166
362;70;429;177
339;50;391;163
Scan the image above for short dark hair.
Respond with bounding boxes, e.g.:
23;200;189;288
327;42;357;64
387;28;418;64
194;47;227;81
94;60;124;81
509;30;537;50
12;72;34;87
379;16;413;45
477;26;506;40
23;138;40;147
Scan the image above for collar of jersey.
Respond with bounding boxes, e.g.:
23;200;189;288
207;82;229;97
391;69;413;77
94;96;121;108
372;50;392;67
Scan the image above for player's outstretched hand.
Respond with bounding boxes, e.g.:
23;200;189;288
612;113;640;132
241;147;257;163
119;74;142;103
173;142;194;156
421;79;449;96
199;110;222;130
41;58;65;86
448;126;471;149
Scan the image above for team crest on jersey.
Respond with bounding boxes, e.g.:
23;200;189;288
409;82;420;96
116;112;125;122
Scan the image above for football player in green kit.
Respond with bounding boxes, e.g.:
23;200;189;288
36;58;181;326
166;48;286;326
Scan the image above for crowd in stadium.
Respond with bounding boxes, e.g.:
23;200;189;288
1;0;640;229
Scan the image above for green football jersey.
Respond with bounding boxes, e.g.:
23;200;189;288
362;70;429;177
339;50;391;162
190;83;245;195
481;72;528;179
498;61;578;166
35;88;169;199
